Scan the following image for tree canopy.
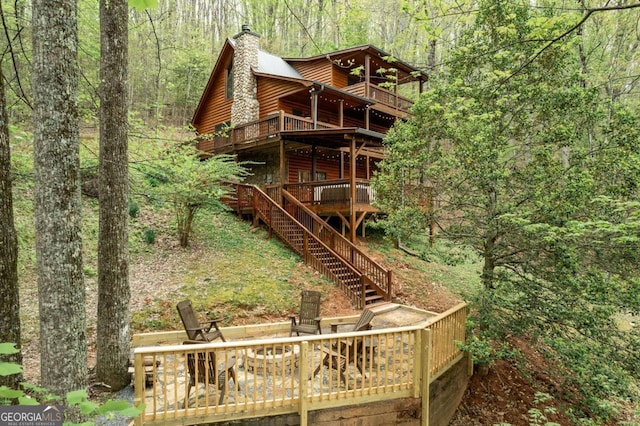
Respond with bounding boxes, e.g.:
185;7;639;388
374;0;640;418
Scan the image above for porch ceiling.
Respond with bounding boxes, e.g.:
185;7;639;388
281;127;385;149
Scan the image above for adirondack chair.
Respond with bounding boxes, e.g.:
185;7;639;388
182;340;237;406
177;299;225;342
289;290;322;336
312;309;375;388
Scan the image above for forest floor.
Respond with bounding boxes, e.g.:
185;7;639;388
16;212;631;425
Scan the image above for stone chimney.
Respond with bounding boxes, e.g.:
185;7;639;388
231;25;260;126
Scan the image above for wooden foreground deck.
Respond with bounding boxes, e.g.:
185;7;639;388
131;303;468;426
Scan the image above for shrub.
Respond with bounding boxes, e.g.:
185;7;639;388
128;200;140;218
143;228;156;244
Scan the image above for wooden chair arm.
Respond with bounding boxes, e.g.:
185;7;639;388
330;321;356;333
199;319;221;332
183;339;207;344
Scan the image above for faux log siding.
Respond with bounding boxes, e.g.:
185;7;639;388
280;99;312;117
291;59;333;84
257;78;304;119
343;112;391;133
332;68;349;89
287;152;373;183
194;51;233;135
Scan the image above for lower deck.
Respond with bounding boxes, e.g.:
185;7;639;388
132;303;468;426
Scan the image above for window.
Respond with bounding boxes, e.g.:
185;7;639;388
214;121;230;136
298;170;311;183
226;62;234;99
298;170;327;182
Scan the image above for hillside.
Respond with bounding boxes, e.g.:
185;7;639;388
10;128;638;425
15;206;590;425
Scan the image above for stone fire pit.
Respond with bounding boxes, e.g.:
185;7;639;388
244;345;300;375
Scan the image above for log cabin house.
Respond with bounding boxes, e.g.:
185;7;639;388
191;26;427;307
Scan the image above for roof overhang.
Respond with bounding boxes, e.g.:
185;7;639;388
281;127;385;149
285;44;428;81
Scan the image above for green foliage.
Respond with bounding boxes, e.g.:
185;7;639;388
0;343;144;423
374;1;640;419
142;228;156;244
144;144;250;247
494;393;562;426
458;320;515;367
128;0;158;11
128;200;140;218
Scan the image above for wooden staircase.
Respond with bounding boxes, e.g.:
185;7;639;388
231;184;391;308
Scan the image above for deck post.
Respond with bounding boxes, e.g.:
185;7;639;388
421;328;432;426
133;351;146;426
413;327;423;398
299;341;309;425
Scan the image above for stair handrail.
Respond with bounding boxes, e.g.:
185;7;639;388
238;184;367;307
281;189;392;301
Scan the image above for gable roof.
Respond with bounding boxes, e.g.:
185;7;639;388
285;44;428;80
192;38;308;126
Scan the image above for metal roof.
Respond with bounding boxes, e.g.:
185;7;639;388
256;50;304;79
228;38;304;79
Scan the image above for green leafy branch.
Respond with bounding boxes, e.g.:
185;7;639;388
1;343;144;425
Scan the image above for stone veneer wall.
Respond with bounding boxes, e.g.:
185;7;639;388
231;27;260;126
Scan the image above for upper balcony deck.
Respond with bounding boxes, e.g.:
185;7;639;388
197;111;383;155
344;82;414;115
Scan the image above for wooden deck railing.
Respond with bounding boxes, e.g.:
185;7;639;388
344;82;414;112
204;111;337;152
284;179;376;207
280;189;391;303
132;303;467;426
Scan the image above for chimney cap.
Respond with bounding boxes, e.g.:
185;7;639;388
233;25;260;39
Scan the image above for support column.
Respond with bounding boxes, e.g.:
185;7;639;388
280;140;286;184
364;54;371;96
311;146;317;181
349;137;357;243
366;154;370;179
339;99;344;127
365;105;370;130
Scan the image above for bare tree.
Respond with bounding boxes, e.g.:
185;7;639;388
96;0;131;390
0;65;22;389
32;0;87;395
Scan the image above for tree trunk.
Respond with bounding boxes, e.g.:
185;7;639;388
96;0;130;390
32;0;87;395
0;66;22;389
